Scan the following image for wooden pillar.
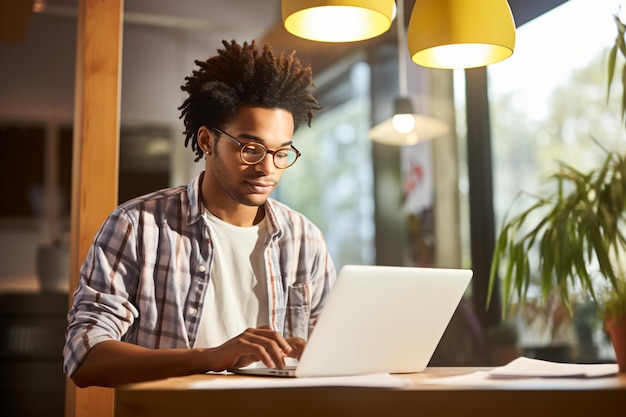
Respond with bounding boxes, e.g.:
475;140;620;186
65;1;123;417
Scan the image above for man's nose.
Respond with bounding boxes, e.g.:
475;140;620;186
255;152;276;174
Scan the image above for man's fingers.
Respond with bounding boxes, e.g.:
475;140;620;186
215;328;305;370
236;328;292;368
247;327;293;354
285;337;306;359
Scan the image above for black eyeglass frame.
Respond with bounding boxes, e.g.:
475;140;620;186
212;128;301;169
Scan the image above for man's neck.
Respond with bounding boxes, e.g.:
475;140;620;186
199;171;267;227
203;201;264;227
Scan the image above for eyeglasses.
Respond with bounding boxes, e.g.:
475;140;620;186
212;128;301;169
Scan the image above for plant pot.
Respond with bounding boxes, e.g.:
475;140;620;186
604;316;626;373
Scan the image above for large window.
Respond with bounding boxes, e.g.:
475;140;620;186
486;0;622;359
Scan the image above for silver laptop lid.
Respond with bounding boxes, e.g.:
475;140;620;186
294;265;472;377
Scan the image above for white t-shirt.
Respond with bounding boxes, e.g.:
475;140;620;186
194;210;269;348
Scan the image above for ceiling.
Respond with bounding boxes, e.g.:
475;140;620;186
2;0;388;75
2;0;283;46
3;0;571;38
2;0;569;73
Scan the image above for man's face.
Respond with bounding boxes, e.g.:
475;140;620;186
202;106;295;208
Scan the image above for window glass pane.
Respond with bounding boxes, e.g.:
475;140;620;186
487;0;621;360
273;61;375;269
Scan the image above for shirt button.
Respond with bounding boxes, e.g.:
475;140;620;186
188;307;198;316
198;265;206;273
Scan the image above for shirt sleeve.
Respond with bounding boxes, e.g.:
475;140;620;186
63;207;141;377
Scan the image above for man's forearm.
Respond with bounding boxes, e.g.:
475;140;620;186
70;340;208;388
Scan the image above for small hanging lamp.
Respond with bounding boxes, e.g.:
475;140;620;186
281;0;395;42
407;0;516;69
368;98;449;146
368;0;449;146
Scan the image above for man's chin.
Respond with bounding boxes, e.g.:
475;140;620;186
241;194;270;207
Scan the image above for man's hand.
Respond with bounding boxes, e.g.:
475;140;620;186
205;327;307;370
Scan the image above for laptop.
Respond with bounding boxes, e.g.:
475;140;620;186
231;264;472;378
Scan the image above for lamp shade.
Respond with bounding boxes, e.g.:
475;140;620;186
407;0;516;69
368;97;449;146
282;0;395;42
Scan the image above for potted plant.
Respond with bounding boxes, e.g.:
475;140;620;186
488;13;626;372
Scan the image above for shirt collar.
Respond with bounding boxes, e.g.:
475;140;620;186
186;171;204;225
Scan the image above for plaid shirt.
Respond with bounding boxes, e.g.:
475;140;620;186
63;172;336;377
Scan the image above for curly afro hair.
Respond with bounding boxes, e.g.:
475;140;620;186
178;40;322;162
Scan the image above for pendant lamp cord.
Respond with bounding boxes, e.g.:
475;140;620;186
397;0;408;96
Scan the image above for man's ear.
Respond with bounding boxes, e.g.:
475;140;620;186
197;126;213;155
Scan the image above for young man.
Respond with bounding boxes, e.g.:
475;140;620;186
63;40;336;387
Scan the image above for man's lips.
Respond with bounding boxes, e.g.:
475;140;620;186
246;180;275;193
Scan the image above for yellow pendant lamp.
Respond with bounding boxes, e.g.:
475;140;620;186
281;0;395;42
408;0;516;69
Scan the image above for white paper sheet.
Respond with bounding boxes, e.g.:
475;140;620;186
190;373;411;390
487;356;619;378
418;357;619;388
418;370;620;389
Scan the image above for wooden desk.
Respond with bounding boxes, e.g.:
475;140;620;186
115;368;626;417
